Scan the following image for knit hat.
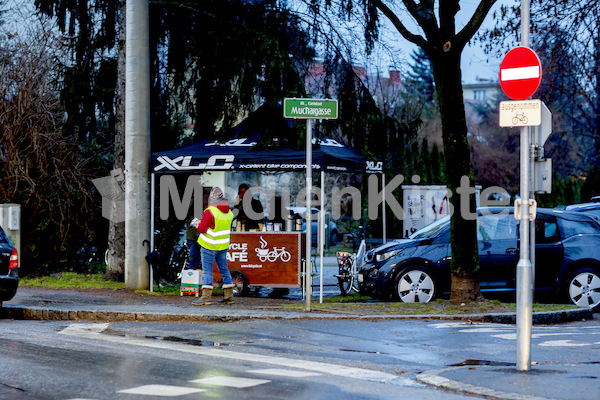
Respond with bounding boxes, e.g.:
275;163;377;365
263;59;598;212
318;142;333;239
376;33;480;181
208;186;224;204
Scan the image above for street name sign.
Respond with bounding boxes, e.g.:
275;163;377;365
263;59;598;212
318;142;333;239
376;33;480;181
499;47;542;100
283;98;338;119
499;100;542;127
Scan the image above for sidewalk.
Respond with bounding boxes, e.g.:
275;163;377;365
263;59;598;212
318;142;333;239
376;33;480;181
2;286;598;400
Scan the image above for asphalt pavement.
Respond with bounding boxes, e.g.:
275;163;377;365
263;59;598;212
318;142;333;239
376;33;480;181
2;277;598;400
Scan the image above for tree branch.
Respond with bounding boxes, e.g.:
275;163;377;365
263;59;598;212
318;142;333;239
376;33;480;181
371;0;430;51
455;0;497;50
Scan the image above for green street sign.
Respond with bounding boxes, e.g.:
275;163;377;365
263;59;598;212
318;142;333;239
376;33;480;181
283;98;338;119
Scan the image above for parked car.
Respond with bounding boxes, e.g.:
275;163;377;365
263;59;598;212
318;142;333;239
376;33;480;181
554;203;600;221
286;207;339;246
357;207;600;311
0;225;19;305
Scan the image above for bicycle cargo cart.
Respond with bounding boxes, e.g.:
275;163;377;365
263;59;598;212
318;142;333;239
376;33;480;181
207;232;302;296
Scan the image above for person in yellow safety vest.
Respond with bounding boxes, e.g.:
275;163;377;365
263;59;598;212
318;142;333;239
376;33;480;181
189;186;235;305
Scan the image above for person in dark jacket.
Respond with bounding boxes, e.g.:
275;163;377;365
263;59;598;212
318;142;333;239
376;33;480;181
185;204;201;270
233;183;264;230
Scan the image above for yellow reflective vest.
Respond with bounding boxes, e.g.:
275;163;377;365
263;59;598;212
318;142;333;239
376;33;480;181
197;206;234;251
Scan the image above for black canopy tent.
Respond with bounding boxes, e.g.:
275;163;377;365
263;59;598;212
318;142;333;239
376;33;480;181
151;101;382;175
151;134;381;174
148;107;388;296
150;133;386;235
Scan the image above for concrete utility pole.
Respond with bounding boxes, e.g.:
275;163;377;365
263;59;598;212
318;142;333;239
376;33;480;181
125;0;151;290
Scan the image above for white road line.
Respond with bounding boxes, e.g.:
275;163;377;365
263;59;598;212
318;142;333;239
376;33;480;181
60;323;398;383
117;384;206;396
539;340;593;347
247;368;321;378
492;332;595;341
189;376;270;388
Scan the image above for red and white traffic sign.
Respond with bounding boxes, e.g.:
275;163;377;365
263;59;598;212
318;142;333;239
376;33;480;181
499;47;542;100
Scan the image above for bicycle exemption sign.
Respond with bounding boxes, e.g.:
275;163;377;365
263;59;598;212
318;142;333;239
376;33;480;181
499;99;542;127
283;98;338;119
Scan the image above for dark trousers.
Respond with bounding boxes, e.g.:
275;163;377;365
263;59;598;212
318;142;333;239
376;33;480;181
186;240;201;270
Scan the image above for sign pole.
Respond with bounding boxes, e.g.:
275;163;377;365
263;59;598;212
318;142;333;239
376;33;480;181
516;126;533;371
320;170;325;304
305;118;312;312
516;0;533;372
282;97;338;312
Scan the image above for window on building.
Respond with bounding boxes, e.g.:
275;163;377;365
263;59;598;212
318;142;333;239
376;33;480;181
473;90;487;101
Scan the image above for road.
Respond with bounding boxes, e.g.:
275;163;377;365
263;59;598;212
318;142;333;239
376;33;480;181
0;317;599;399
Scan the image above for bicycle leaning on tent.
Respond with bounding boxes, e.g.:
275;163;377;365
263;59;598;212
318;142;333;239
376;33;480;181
334;225;368;295
169;241;191;282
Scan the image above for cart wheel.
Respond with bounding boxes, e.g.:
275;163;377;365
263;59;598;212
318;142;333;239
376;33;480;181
230;270;249;297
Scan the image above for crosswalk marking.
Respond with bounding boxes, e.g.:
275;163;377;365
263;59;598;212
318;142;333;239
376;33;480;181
190;376;270;388
60;323;398;383
117;384;206;396
247;368;322;378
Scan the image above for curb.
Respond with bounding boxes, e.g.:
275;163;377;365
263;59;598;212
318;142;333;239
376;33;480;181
416;367;558;400
0;305;592;324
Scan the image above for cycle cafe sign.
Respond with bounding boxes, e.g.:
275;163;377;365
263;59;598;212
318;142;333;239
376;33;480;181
219;233;301;287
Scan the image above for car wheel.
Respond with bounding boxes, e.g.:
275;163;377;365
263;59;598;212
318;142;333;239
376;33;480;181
230;270;249;297
330;230;339;246
394;268;436;303
566;268;600;311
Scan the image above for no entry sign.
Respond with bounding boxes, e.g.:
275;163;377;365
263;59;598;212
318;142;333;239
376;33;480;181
499;47;542;100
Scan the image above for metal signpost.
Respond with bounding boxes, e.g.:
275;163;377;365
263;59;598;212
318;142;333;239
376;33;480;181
498;0;544;371
283;98;338;312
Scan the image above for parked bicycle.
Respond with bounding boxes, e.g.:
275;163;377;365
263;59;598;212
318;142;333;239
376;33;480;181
76;243;106;274
169;241;191;282
334;225;368;295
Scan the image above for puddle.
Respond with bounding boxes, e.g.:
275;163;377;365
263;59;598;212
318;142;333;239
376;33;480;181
339;348;387;355
104;329;230;347
450;359;515;367
150;335;230;347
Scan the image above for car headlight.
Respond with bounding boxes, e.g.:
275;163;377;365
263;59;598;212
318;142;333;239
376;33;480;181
376;249;400;262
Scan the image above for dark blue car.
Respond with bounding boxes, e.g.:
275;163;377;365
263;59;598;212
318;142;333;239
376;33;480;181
555;202;600;221
357;207;600;311
0;225;19;305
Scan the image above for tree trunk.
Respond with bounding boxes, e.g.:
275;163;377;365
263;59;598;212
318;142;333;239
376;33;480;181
105;2;126;281
595;26;600;159
430;49;481;303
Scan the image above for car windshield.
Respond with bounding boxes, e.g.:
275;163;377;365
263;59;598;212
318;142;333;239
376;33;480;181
409;216;450;239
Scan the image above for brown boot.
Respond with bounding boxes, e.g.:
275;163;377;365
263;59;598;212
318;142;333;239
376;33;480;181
219;284;235;304
192;286;213;305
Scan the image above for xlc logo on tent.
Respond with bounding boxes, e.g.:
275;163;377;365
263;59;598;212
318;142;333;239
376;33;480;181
499;46;542;101
154;155;235;171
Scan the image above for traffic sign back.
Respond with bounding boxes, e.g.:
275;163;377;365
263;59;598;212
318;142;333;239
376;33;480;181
499;47;542;100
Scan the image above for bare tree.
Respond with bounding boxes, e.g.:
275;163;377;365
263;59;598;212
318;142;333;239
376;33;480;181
104;1;126;281
480;0;600;176
306;0;497;302
0;24;101;271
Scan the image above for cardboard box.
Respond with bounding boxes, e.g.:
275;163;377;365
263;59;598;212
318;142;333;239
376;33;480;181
180;270;202;296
